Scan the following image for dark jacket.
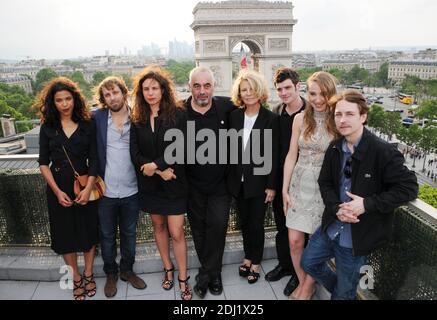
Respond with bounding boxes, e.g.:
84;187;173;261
227;106;279;199
318;128;419;256
184;96;237;193
130;108;188;199
184;96;236;130
38;120;98;177
91;108;110;179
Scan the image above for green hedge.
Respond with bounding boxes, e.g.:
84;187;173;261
419;185;437;209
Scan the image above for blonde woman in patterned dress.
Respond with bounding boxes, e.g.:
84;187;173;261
282;72;338;300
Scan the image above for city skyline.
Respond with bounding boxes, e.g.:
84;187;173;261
1;0;436;60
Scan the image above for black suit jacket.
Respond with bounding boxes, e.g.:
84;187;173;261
130;108;188;199
227;107;279;199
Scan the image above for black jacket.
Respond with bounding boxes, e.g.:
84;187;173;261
184;96;237;194
318;128;418;256
227;107;279;199
184;96;236;130
130;108;188;199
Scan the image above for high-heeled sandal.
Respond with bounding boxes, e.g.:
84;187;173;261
162;266;174;290
83;272;97;297
239;264;251;277
247;270;260;284
178;276;192;301
73;276;86;300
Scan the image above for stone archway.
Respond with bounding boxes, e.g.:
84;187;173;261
191;0;297;97
231;38;263;72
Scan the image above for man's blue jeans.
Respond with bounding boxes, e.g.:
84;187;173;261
301;227;368;300
98;193;139;276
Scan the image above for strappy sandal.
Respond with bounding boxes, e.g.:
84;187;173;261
239;264;251;277
247;269;260;284
178;276;192;301
162;266;174;290
83;272;97;297
73;276;86;300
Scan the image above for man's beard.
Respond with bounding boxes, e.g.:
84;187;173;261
109;102;124;112
195;97;210;107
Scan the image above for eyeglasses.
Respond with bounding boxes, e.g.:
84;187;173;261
343;156;352;179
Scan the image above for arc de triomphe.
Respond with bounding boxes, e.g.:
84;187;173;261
191;0;297;97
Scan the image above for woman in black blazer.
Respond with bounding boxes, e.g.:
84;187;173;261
130;65;191;300
228;69;279;284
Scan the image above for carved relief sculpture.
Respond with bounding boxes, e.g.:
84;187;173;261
210;65;223;88
204;40;226;54
269;38;289;51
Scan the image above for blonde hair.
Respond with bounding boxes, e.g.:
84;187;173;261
231;69;269;107
303;71;339;141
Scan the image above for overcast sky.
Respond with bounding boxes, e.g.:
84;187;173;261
0;0;436;60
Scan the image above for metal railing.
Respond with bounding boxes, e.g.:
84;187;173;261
0;155;275;246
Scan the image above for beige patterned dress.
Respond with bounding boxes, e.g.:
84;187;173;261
286;110;332;234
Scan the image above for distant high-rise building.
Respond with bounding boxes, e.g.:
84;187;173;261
168;39;194;60
137;43;162;57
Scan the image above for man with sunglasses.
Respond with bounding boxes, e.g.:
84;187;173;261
300;89;418;300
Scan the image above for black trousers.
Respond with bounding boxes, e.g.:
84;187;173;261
272;176;294;271
187;186;231;286
236;187;267;265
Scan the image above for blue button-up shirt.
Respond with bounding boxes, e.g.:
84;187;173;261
104;110;138;198
326;138;361;248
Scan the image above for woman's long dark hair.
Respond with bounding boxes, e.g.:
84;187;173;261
131;65;182;126
35;77;90;127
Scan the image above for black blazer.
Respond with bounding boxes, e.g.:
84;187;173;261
227;107;279;199
130;108;188;199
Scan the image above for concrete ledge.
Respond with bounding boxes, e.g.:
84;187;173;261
0;232;276;282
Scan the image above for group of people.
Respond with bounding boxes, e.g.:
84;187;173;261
37;64;418;301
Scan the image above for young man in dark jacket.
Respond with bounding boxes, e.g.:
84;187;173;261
301;90;418;300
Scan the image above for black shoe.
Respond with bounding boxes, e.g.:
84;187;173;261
265;265;293;282
283;275;299;296
208;276;223;295
193;283;207;299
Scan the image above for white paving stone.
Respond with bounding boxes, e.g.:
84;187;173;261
0;280;38;300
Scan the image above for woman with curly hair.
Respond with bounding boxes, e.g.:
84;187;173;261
37;77;99;300
130;65;191;300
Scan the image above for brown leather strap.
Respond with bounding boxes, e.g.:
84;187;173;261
62;146;80;178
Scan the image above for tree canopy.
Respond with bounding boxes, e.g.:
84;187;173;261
34;68;58;93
